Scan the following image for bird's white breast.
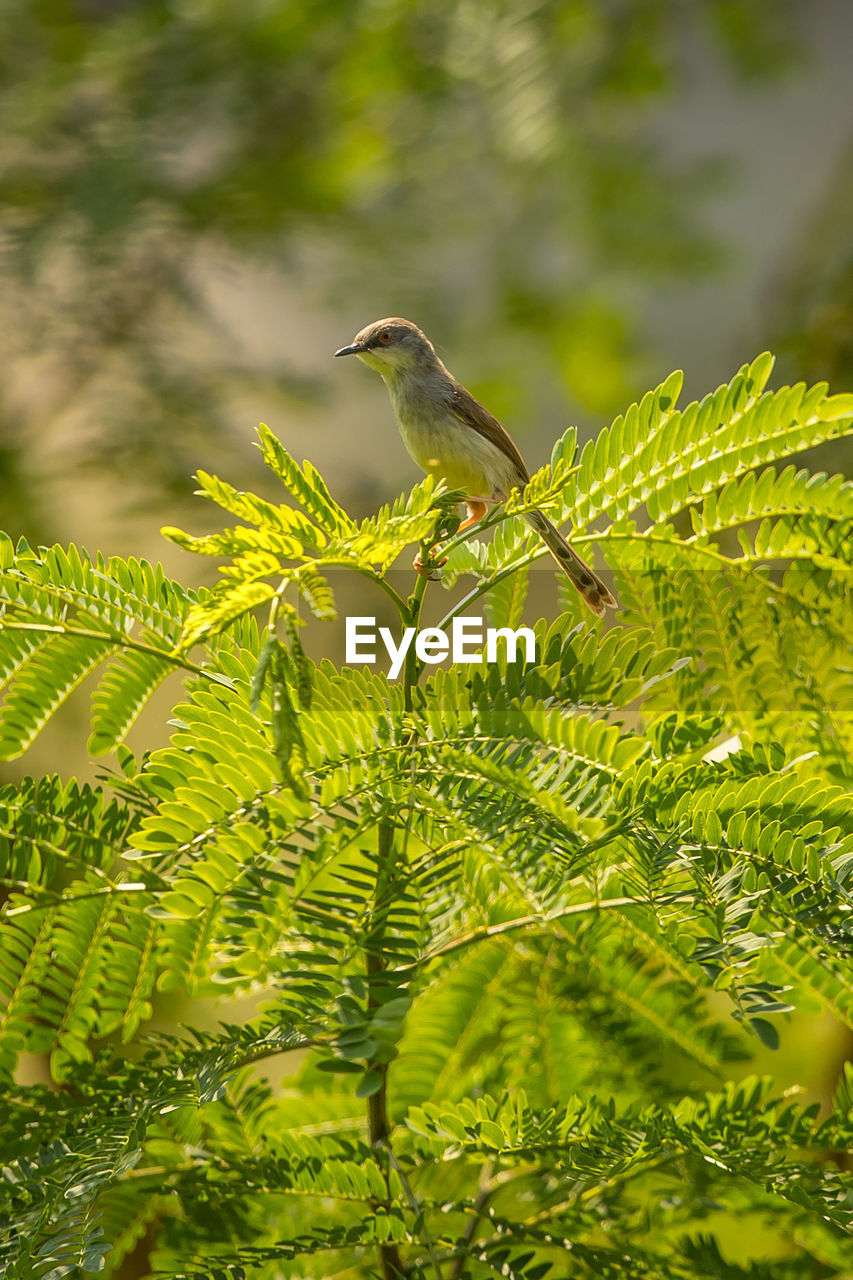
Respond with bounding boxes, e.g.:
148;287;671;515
387;371;516;500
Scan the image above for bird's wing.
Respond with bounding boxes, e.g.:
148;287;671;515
447;382;530;485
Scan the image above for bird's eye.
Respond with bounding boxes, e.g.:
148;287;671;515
377;330;393;345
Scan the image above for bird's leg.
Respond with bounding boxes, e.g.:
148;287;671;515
455;499;488;534
413;500;487;578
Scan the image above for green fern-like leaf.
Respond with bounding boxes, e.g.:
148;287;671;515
0;538;198;758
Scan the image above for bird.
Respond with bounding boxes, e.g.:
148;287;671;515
334;317;617;616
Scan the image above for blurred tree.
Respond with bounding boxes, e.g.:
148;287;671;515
0;0;805;539
767;131;853;389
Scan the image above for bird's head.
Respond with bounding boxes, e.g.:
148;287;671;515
334;318;438;377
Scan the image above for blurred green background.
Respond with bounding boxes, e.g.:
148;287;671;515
3;0;852;559
2;0;853;1210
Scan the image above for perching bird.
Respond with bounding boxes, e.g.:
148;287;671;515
334;317;617;616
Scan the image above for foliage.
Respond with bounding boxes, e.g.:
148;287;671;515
1;354;852;1277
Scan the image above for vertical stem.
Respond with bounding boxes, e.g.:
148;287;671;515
365;509;452;1276
368;818;406;1280
367;565;431;1280
367;817;396;1150
367;824;404;1280
449;1159;494;1279
402;570;429;710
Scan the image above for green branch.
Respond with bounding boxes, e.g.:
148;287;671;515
0;618;209;676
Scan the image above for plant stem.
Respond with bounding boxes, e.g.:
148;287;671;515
321;560;410;616
418;893;694;965
0;619;210;676
449;1159;494;1279
365;551;435;1279
368;818;407;1279
381;1139;444;1280
402;569;430;710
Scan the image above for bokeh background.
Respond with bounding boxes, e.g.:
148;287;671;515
2;0;853;1137
3;0;852;556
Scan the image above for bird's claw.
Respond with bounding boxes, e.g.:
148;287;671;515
414;548;448;580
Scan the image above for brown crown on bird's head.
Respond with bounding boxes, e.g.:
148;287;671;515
334;318;438;374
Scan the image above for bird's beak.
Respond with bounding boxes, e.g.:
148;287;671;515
334;342;364;358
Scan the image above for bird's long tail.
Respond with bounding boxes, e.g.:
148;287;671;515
525;509;618;617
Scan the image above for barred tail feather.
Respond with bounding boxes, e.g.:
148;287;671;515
525;510;618;617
